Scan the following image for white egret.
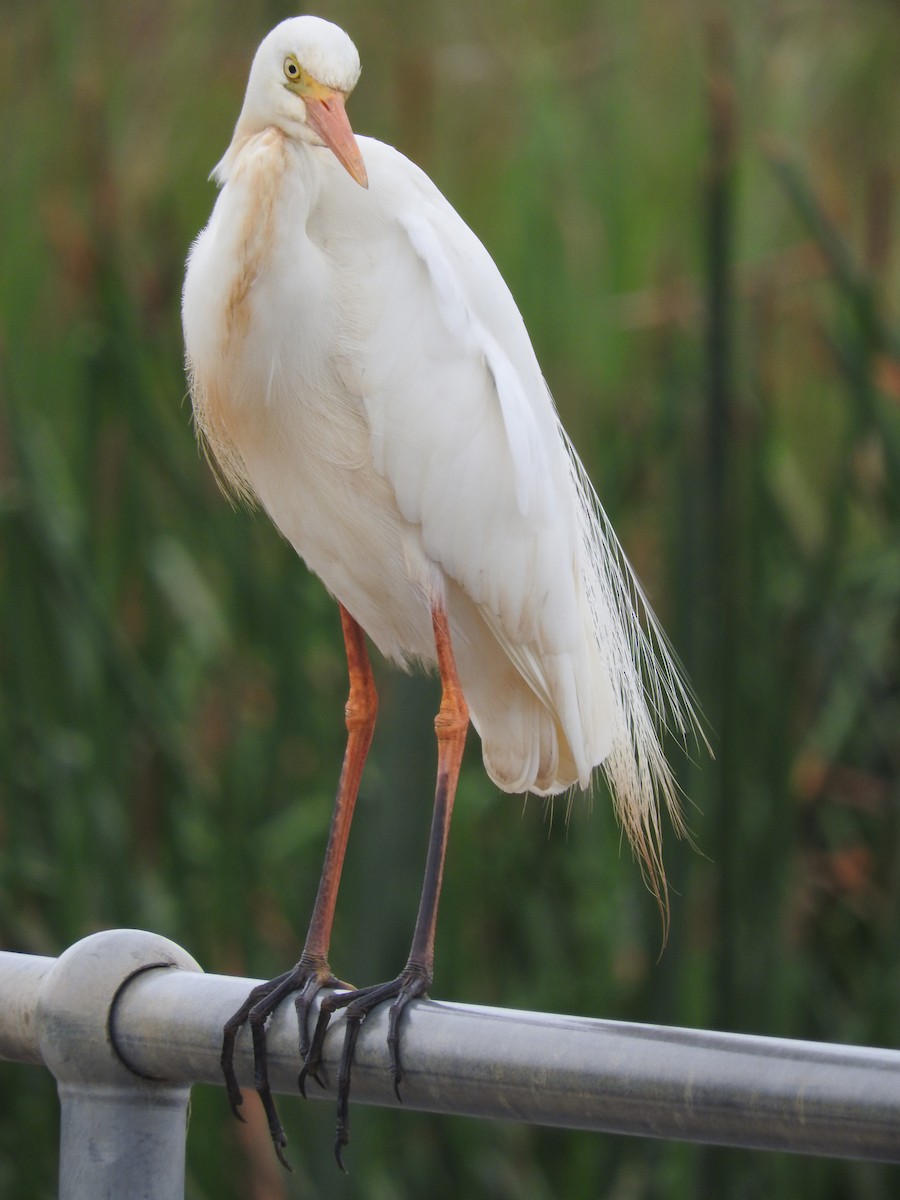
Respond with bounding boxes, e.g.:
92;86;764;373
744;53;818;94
183;14;699;1169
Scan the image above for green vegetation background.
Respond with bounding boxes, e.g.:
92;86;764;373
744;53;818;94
2;0;899;1196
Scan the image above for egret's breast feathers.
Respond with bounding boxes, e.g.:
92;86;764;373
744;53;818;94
185;128;292;502
223;129;290;343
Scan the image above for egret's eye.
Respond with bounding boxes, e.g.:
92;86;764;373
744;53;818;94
284;57;301;80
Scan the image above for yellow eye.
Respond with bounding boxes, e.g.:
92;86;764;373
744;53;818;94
281;55;331;101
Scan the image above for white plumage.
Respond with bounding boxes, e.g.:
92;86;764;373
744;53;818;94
183;15;696;905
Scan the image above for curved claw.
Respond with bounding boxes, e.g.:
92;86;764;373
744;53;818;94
309;967;431;1169
221;1027;247;1120
298;994;340;1095
261;1090;292;1173
333;1012;364;1169
221;971;293;1122
294;969;351;1058
220;962;341;1167
297;1065;327;1099
387;988;416;1102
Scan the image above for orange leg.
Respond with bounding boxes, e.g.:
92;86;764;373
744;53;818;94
300;605;469;1169
300;604;377;965
220;604;376;1168
402;606;469;972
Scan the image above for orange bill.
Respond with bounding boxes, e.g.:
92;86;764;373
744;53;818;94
305;92;369;188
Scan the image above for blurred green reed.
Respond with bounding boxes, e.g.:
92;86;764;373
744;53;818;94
1;1;899;1197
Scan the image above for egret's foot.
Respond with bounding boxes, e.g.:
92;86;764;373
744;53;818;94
298;962;431;1171
221;955;349;1170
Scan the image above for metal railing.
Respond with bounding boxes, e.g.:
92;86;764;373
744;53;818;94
2;928;899;1198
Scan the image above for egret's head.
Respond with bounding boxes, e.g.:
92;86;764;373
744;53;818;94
226;16;368;187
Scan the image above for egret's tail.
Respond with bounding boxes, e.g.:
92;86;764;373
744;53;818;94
450;426;705;932
562;424;706;926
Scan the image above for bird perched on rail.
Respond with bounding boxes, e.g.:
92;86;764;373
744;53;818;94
183;13;700;1170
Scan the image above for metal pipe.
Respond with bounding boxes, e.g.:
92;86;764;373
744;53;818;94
116;963;900;1163
0;950;53;1065
3;929;899;1174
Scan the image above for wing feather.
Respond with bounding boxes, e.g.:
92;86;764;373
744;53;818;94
337;141;583;663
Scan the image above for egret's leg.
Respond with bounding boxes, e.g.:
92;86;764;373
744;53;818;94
295;604;377;1031
300;606;468;1170
220;604;376;1168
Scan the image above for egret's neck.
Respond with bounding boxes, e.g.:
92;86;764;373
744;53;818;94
214;107;318;186
208;129;294;346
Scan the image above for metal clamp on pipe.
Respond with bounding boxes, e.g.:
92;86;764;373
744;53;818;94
34;929;202;1200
